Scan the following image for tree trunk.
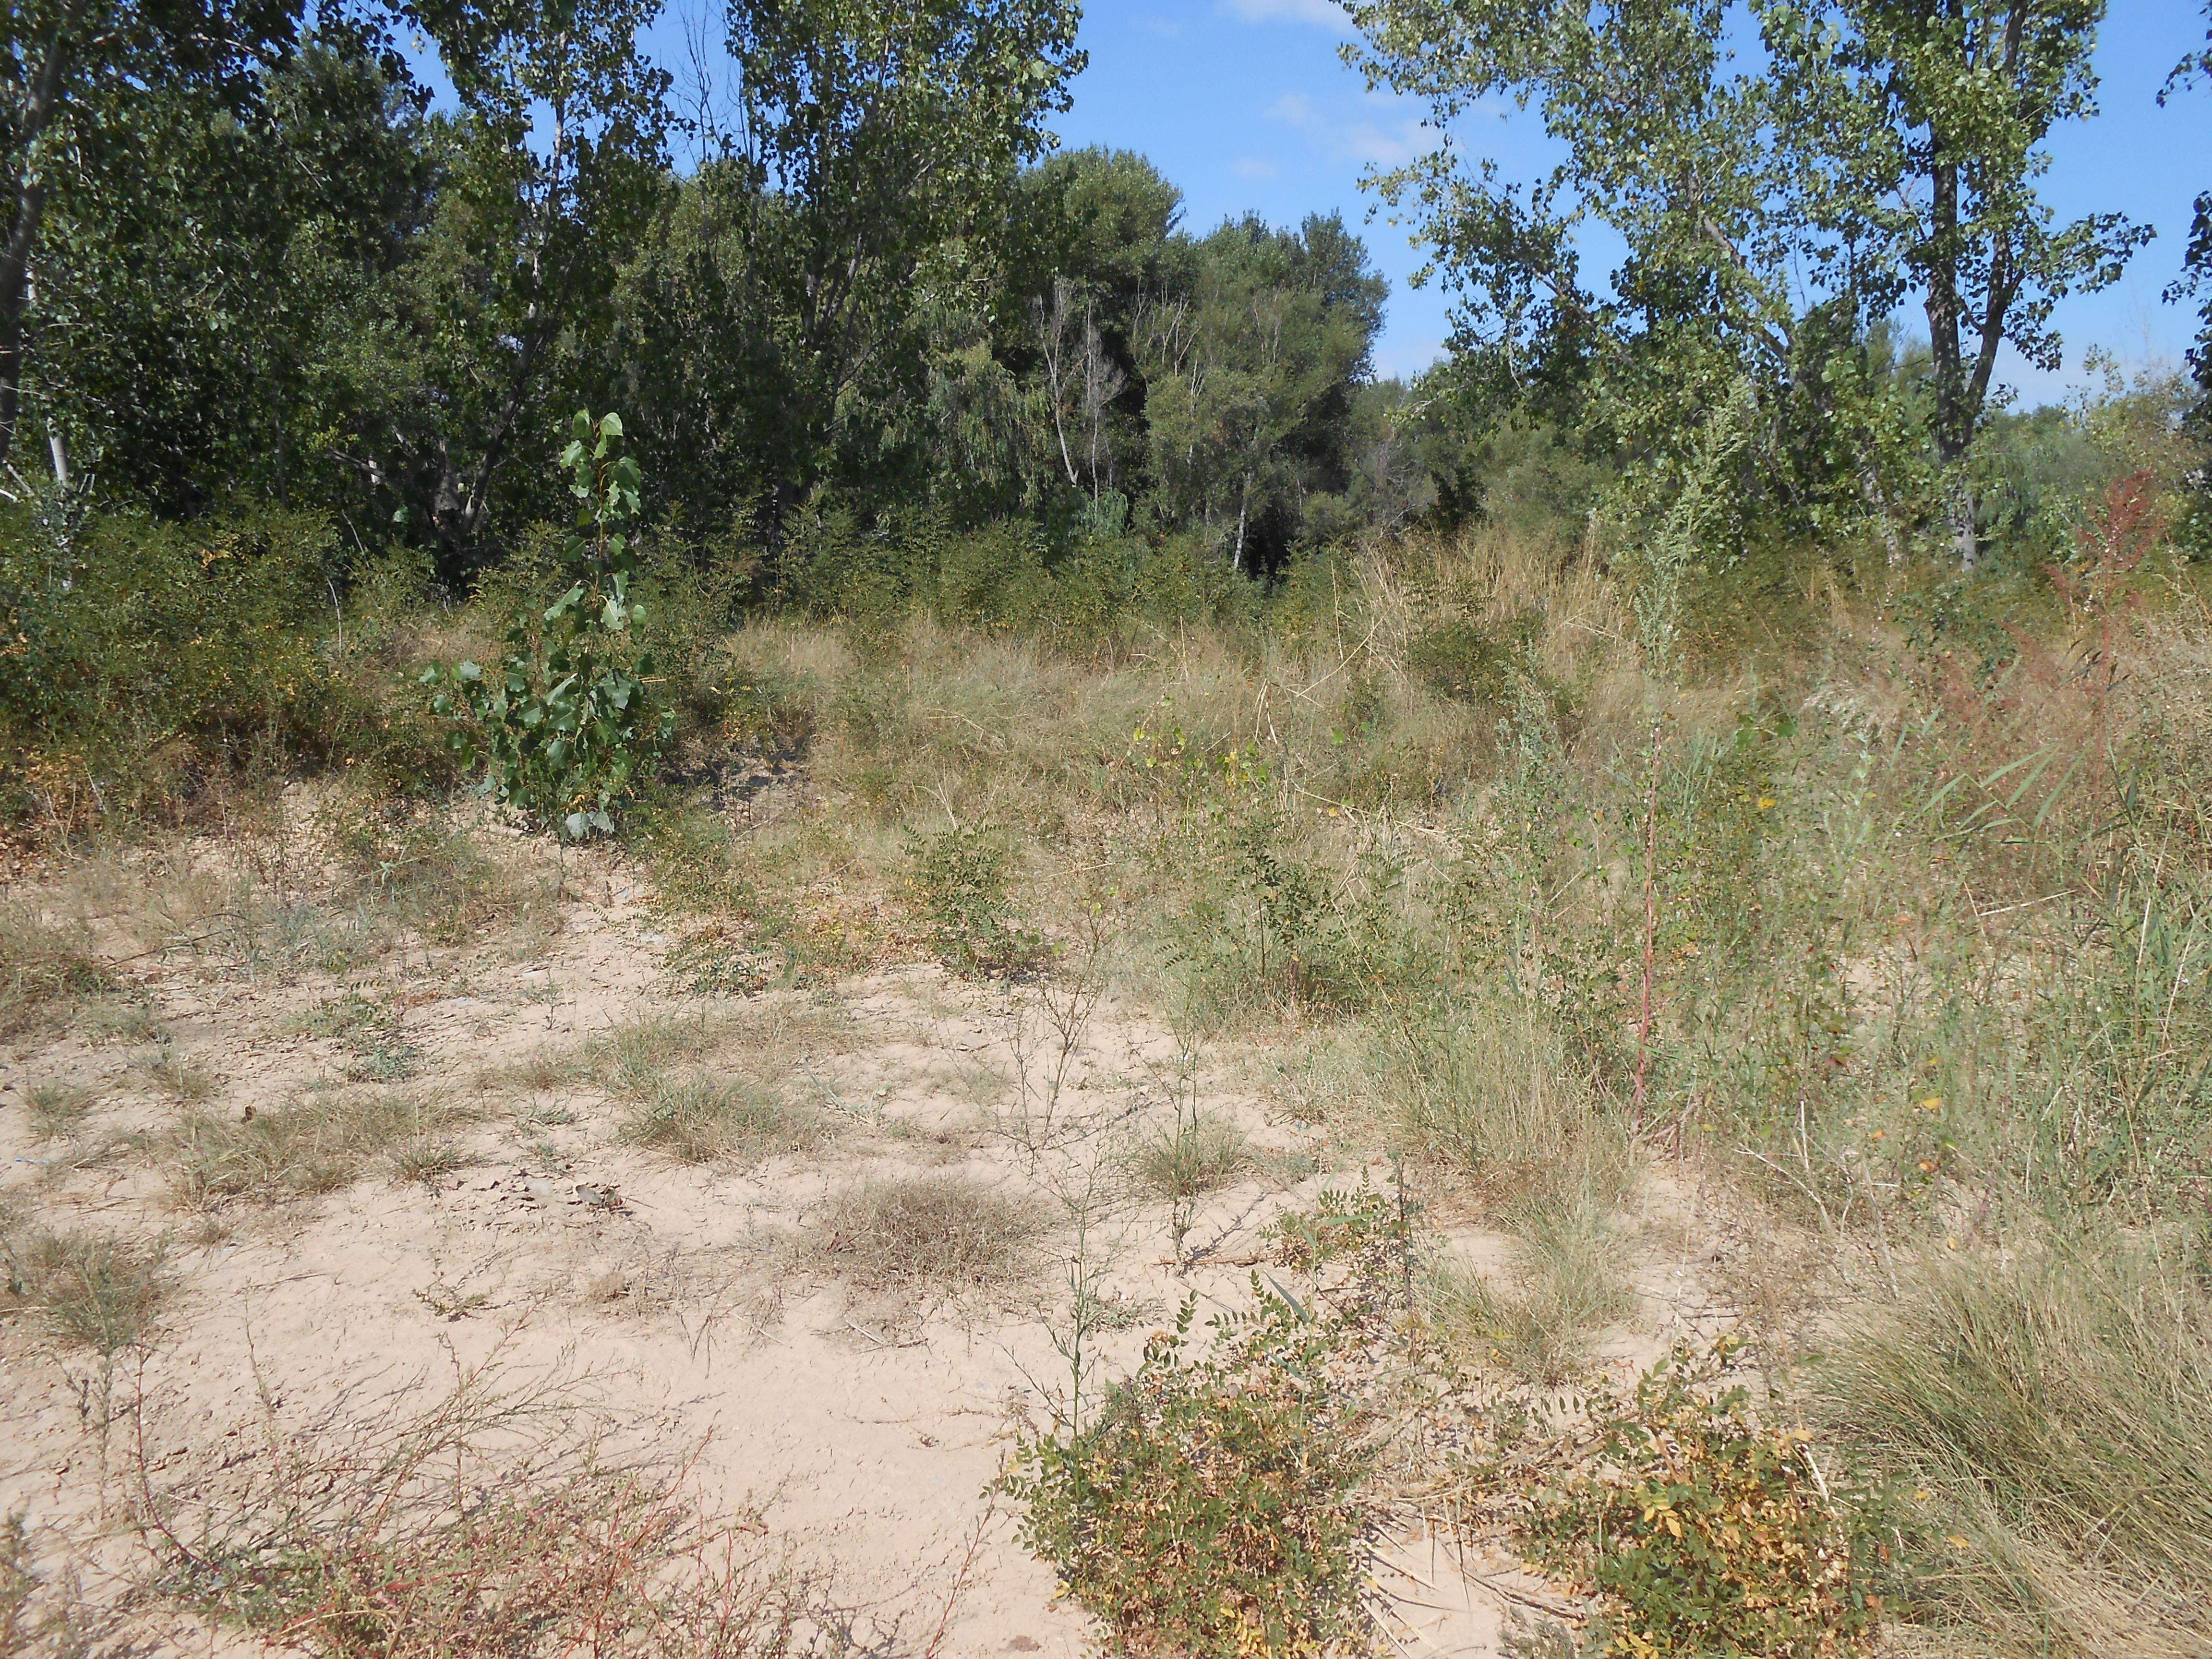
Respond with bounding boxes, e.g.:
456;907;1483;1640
1923;124;1980;571
1949;483;1977;574
1233;472;1251;575
0;14;74;475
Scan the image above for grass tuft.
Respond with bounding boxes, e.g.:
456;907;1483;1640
140;1051;220;1104
165;1093;475;1207
23;1082;95;1142
1380;1003;1614;1191
1425;1191;1634;1387
813;1172;1046;1288
1816;1243;2212;1656
1128;1113;1250;1202
4;1228;170;1355
623;1076;826;1166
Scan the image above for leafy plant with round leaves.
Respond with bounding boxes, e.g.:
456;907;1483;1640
425;411;673;838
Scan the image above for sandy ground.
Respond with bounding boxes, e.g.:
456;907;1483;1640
0;805;1739;1657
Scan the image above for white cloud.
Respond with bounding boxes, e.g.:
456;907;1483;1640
1341;117;1429;168
1267;92;1315;126
1233;156;1280;178
1373;334;1448;380
1222;0;1346;26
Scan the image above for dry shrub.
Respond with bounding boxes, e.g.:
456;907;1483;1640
166;1092;475;1207
1816;1242;2212;1657
812;1172;1045;1288
149;1364;839;1659
2;1227;169;1355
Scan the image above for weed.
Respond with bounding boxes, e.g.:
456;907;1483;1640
1406;614;1535;712
4;1229;169;1355
994;915;1111;1152
1003;1289;1379;1659
0;1512;120;1657
346;1038;422;1084
23;1082;94;1142
280;989;393;1042
623;1076;826;1166
812;1173;1045;1288
662;929;778;996
1271;1183;1407;1276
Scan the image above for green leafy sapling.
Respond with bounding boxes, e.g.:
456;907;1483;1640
426;412;673;837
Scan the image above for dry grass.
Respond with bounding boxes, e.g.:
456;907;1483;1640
315;794;558;950
811;1171;1047;1289
492;1005;857;1167
494;1002;854;1098
164;1091;477;1207
1816;1242;2212;1657
147;1362;839;1659
0;905;110;1042
3;1227;170;1355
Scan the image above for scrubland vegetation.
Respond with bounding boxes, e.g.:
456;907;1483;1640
6;0;2212;1654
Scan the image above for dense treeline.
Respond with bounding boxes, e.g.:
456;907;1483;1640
2;0;2210;842
6;0;2209;584
3;0;1448;579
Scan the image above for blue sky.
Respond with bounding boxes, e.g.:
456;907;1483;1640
1054;0;2212;405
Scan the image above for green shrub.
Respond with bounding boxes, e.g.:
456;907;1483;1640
0;506;405;835
906;824;1045;978
1002;1290;1378;1659
1524;1341;1887;1659
1407;616;1526;709
929;521;1049;629
426;413;673;838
